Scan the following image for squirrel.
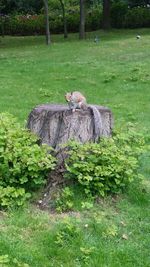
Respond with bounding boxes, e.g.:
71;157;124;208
65;91;102;142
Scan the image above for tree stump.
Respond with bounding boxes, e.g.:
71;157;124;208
27;104;113;192
27;104;113;152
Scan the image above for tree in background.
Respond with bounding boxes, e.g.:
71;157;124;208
43;0;51;45
79;0;85;39
0;0;43;15
102;0;111;29
0;0;6;37
128;0;150;7
59;0;68;38
48;0;79;39
0;0;5;13
48;0;85;39
1;0;149;38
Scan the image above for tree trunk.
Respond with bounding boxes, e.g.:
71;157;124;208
102;0;111;30
43;0;51;45
79;0;85;39
1;17;5;37
59;0;68;38
27;104;113;156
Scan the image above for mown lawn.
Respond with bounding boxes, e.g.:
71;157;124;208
0;29;150;267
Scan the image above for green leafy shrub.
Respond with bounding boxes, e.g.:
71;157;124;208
1;6;150;36
65;125;145;197
0;113;56;208
111;1;128;28
124;7;150;28
110;2;150;29
1;15;45;36
1;6;149;36
0;186;31;208
0;7;100;36
67;13;80;33
86;8;102;31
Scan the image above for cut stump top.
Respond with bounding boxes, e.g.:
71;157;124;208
27;104;113;150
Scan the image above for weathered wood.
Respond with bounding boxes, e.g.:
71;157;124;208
27;104;113;152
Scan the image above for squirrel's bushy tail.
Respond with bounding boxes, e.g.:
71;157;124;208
88;105;102;142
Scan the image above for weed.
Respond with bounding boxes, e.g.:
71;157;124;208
55;187;74;213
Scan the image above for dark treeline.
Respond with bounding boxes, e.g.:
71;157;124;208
1;0;150;15
0;0;150;39
0;0;43;15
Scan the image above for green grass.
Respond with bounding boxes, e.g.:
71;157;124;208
0;29;150;267
0;29;150;129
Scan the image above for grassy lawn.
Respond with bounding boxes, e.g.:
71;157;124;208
0;29;150;267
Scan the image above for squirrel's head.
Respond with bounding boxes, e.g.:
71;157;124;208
65;92;72;102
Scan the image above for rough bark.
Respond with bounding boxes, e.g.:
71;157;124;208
102;0;111;30
43;0;51;45
79;0;85;39
27;104;113;150
59;0;68;38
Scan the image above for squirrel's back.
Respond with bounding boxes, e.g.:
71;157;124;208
69;91;86;104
